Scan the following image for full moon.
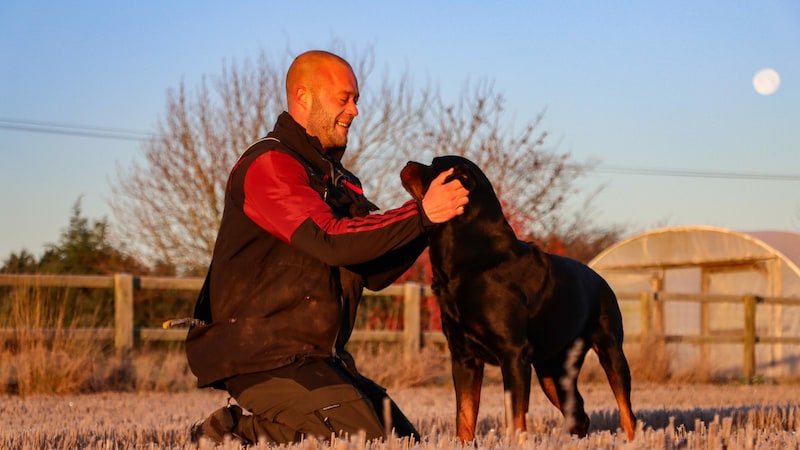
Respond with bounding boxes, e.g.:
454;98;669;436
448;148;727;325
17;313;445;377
753;68;781;95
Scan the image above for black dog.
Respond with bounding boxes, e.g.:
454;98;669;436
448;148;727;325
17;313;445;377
400;155;636;441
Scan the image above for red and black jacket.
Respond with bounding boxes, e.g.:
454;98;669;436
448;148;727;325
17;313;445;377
186;112;427;388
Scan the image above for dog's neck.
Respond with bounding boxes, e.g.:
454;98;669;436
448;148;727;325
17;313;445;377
431;205;520;263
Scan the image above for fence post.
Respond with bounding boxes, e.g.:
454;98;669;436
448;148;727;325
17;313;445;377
114;273;134;361
639;291;651;343
652;292;665;338
743;295;758;380
403;282;422;362
649;277;665;353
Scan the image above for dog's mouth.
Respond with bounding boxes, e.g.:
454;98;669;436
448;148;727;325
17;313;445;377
400;161;427;200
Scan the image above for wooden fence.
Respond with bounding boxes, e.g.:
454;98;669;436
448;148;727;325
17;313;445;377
622;291;800;379
2;274;800;379
0;273;444;363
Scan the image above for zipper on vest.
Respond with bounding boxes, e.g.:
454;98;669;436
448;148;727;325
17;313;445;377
331;294;344;360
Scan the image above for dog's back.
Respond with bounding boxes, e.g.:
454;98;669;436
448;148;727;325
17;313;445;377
514;244;597;361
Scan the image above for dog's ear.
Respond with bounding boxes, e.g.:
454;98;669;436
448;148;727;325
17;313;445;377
405;177;425;200
400;162;428;200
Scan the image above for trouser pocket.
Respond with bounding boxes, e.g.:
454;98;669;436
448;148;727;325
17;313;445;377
295;383;386;440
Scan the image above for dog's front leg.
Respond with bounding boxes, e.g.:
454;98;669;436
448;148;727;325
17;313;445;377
451;356;485;442
501;352;532;433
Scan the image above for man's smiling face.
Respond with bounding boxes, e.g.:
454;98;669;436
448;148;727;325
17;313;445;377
306;63;359;150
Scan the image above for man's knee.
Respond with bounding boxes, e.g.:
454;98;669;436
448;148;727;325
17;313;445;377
235;377;386;443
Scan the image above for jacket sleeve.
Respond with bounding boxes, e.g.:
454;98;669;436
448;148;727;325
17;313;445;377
243;151;426;267
346;235;427;291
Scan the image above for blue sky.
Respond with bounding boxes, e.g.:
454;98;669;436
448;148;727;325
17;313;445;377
1;1;798;260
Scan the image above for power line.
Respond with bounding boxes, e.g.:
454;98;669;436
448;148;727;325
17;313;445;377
0;118;153;142
592;165;800;181
1;117;798;182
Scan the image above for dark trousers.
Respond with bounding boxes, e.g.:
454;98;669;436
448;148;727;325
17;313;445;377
226;358;419;444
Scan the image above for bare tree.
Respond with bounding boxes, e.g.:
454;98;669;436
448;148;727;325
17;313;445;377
111;51;285;273
111;47;614;273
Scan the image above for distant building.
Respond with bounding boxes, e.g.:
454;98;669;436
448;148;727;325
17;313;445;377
590;226;800;379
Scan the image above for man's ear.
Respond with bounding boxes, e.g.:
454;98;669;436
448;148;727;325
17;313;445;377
295;86;312;112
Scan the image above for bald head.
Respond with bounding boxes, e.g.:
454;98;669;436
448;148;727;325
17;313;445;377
285;50;360;149
287;51;350;95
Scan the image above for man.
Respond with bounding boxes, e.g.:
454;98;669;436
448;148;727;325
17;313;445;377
185;50;468;445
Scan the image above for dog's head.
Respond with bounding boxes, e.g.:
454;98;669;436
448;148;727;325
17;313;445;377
400;155;500;221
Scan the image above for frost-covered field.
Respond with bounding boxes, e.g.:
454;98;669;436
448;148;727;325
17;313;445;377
4;382;800;449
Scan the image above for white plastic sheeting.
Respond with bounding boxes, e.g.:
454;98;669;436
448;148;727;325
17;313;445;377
589;225;800;378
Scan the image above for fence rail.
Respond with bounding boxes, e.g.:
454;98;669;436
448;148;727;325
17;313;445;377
0;273;443;363
2;274;800;379
617;291;800;379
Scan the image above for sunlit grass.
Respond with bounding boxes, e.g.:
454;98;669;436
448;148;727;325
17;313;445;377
3;384;800;449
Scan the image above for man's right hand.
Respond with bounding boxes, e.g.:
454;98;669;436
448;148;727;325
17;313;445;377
421;168;470;223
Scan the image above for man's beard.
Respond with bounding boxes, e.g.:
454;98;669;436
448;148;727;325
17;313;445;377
308;100;348;149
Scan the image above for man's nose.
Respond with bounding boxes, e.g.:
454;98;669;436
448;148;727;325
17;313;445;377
347;100;358;117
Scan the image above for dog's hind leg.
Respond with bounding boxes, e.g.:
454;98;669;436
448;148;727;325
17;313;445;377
534;348;591;438
592;290;637;440
593;333;636;441
537;374;562;410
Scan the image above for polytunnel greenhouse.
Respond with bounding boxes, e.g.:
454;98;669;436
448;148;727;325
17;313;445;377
589;225;800;379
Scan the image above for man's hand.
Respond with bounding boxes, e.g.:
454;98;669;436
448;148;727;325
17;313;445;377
422;168;470;223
